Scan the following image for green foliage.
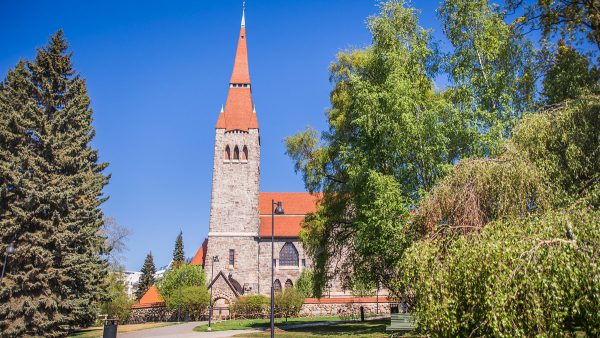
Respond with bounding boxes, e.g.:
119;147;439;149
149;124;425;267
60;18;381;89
510;95;600;206
100;271;134;322
136;252;156;300
295;269;316;298
230;294;269;319
395;95;600;336
274;288;306;321
439;0;536;152
167;286;210;320
156;263;207;311
287;0;479;296
172;231;185;265
542;44;600;104
0;30;110;337
396;208;599;337
507;0;600;51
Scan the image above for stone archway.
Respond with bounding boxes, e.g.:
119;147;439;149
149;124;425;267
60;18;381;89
213;297;230;320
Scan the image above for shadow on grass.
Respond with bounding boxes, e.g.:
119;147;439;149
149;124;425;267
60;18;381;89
194;316;343;332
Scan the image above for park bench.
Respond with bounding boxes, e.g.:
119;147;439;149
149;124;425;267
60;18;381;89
386;312;415;333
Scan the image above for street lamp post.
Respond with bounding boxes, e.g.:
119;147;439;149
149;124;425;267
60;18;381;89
270;200;284;338
208;255;219;331
1;240;16;285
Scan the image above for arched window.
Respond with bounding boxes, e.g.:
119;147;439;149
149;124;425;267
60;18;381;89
242;146;248;161
279;242;299;266
285;279;293;289
224;145;231;160
273;279;282;292
233;146;240;160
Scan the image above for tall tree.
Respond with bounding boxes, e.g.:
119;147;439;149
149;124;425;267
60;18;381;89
135;252;156;300
0;31;110;337
439;0;537;153
172;231;185;265
286;0;479;295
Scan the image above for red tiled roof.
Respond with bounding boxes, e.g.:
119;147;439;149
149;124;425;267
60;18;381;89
190;238;208;267
229;27;250;84
134;285;164;308
259;215;306;238
259;192;321;215
304;297;392;304
216;25;258;131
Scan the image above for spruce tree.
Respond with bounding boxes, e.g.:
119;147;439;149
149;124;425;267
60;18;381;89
136;252;156;300
172;231;185;265
0;31;109;337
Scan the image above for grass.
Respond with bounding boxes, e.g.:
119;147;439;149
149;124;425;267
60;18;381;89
68;322;176;337
193;316;341;332
233;319;390;337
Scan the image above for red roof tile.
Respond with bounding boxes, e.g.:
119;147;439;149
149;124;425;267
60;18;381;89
136;285;164;306
259;192;321;215
259;215;306;238
190;238;208;267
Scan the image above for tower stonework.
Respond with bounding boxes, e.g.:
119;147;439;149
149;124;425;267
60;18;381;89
205;10;261;295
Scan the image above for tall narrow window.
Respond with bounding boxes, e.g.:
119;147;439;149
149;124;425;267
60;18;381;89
273;279;282;292
242;146;248;161
233;146;240;160
224;145;231;160
229;249;235;266
285;279;293;289
279;242;299;266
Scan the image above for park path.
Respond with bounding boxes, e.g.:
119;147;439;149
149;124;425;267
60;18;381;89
118;321;261;338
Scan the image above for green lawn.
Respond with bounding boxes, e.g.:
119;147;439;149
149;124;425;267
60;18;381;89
68;322;176;337
233;319;390;337
193;316;341;332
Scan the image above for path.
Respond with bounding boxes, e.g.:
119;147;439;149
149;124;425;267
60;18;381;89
119;321;261;338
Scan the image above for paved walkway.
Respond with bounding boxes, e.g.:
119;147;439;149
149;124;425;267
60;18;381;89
119;321;261;338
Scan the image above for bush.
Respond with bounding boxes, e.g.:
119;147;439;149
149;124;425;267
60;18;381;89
156;263;209;315
167;286;209;320
100;271;133;322
275;288;305;321
296;270;316;298
230;294;269;319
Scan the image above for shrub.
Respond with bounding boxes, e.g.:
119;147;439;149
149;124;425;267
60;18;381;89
275;288;305;321
296;270;316;298
167;286;210;320
230;294;269;319
99;272;133;322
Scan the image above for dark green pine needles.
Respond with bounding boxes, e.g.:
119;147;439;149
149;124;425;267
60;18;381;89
172;231;185;265
136;252;156;300
0;30;110;337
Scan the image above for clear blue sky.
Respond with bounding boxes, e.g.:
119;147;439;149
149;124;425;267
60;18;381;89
0;0;456;271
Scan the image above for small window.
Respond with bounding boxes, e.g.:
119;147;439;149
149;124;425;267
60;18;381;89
242;146;248;161
224;145;231;160
233;146;240;160
273;279;282;292
229;249;235;266
273;259;277;267
285;279;293;288
301;259;306;267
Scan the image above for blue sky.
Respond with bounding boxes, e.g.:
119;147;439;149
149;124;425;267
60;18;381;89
1;0;555;271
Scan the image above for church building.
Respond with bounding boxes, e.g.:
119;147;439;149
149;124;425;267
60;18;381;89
134;8;389;318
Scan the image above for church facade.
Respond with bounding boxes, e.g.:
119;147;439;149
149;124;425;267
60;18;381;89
197;11;323;305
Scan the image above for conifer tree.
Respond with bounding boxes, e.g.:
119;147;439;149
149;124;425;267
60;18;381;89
0;31;109;337
135;252;156;300
172;231;185;265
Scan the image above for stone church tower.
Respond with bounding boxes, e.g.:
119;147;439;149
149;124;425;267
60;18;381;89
205;9;261;297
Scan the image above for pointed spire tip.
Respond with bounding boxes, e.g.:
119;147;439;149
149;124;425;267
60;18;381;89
241;1;246;27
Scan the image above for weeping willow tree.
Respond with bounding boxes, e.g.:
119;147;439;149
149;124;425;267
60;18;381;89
395;96;600;337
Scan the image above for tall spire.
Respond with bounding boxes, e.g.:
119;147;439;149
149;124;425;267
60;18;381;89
215;4;258;131
241;1;246;27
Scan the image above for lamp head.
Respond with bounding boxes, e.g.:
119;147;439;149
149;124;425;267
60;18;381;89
213;256;219;263
274;201;284;215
